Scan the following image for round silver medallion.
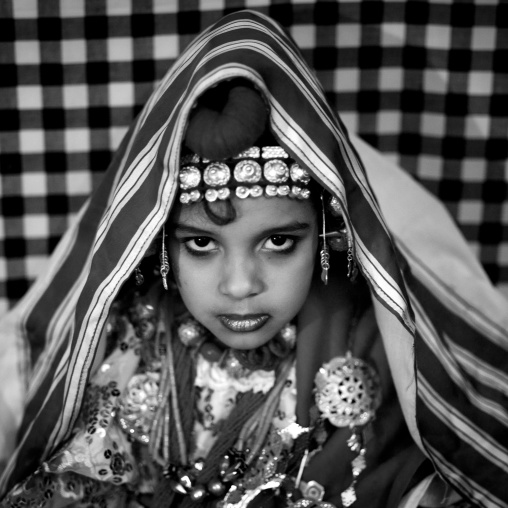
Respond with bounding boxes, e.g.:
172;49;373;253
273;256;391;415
314;354;381;427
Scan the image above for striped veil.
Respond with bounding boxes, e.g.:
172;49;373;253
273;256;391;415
1;10;507;507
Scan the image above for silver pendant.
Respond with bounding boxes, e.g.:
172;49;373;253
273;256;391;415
314;353;381;428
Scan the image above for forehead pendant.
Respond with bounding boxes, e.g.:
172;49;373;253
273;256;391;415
177;146;312;204
314;351;382;506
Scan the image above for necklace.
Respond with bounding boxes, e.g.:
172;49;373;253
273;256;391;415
115;295;382;507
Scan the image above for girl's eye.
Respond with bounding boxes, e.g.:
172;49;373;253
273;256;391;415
264;235;295;252
184;237;217;254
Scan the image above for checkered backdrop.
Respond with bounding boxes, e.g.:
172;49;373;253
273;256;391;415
1;0;507;315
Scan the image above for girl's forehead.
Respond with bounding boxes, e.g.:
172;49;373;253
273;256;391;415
171;196;317;229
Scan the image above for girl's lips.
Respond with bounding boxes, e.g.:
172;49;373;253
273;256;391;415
218;314;270;333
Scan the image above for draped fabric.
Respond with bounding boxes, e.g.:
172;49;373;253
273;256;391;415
0;10;507;508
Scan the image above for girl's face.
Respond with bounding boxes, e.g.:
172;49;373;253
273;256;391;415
168;196;318;350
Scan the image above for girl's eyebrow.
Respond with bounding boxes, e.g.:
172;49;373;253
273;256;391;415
172;221;311;236
258;221;311;237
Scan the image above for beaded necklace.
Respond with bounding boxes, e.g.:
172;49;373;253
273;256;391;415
115;295;382;507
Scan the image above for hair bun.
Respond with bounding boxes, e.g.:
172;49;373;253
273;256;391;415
184;78;268;160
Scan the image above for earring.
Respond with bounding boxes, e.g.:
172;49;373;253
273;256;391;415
324;196;358;281
347;236;358;282
320;194;330;285
160;224;170;290
134;265;144;286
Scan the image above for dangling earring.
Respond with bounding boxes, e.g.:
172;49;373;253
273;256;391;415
347;236;358;281
160;224;170;290
134;265;144;286
320;194;330;285
324;196;358;281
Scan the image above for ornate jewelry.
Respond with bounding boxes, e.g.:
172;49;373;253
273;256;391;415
320;195;359;280
160;224;169;290
320;194;330;285
117;372;161;444
134;265;144;285
314;352;381;506
314;353;381;427
178;146;311;204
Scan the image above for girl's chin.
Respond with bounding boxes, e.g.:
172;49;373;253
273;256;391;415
211;329;275;351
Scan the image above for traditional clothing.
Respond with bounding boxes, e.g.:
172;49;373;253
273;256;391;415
0;10;507;508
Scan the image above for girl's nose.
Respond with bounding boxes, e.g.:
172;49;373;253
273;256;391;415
218;255;264;300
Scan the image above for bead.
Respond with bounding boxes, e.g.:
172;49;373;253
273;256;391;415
341;485;357;507
219;455;230;476
302;480;325;502
200;342;223;362
192;458;205;473
277;185;291;196
279;323;296;347
328;196;343;217
250;185;263;197
168;478;188;495
265;185;278;197
208;479;227;497
177;468;193;491
217;187;231;200
178;319;205;347
205;188;218;202
189;485;207;502
222;352;245;378
235;186;250;199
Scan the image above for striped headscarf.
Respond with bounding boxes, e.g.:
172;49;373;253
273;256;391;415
1;10;507;507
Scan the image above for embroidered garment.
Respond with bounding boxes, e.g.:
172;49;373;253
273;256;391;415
1;308;299;508
0;9;506;508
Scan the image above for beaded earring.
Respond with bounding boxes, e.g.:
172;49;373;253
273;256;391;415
320;194;330;285
134;265;144;286
320;196;358;282
160;224;170;290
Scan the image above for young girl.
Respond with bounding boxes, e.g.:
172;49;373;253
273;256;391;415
0;10;506;508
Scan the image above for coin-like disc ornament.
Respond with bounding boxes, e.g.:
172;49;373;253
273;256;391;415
314;354;382;428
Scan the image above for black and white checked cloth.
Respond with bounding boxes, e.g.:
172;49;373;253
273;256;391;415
1;0;506;313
